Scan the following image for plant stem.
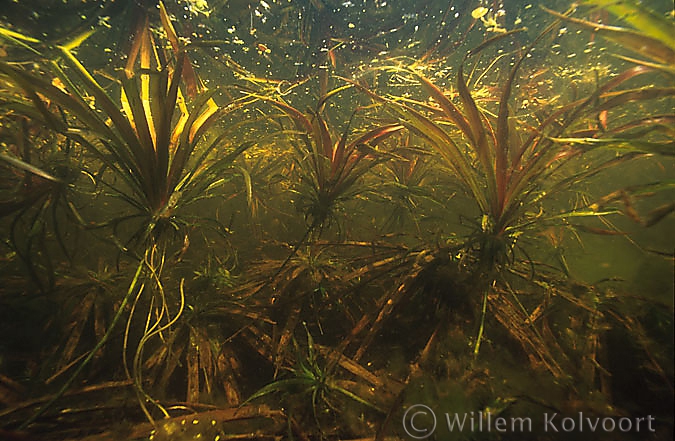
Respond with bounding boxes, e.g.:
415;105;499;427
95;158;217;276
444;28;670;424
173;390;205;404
473;284;491;357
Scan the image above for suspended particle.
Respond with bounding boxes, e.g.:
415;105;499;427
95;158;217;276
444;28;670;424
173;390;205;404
471;7;488;19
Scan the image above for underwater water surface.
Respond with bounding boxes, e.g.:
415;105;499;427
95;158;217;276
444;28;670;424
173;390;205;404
0;0;673;440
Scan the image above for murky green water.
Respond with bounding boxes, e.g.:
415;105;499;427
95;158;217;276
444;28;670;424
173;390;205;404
1;1;673;440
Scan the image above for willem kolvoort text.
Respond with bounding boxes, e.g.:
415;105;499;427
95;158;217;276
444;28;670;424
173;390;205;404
443;411;655;434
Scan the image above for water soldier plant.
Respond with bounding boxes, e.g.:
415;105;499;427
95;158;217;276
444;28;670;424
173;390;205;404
339;9;674;434
0;1;263;428
1;2;259;257
352;10;673;346
247;88;404;242
243;323;385;436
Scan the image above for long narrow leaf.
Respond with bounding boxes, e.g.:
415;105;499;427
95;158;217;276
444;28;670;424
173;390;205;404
347;124;404;150
246;93;313;133
59;47;145;161
544;7;675;65
158;0;199;96
456;61;491;170
390;103;488;212
317;84;353;112
0;26;42;56
121;76;155;154
168;90;218;191
549;136;675;156
581;0;675;48
0;154;61;183
418;75;473;142
243;378;316;404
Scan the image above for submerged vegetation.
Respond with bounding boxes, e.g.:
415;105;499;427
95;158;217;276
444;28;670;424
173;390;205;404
0;0;673;440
